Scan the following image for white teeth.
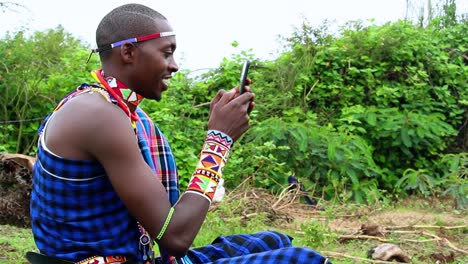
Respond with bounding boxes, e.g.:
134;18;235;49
162;79;169;85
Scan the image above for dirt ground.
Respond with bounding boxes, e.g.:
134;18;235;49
215;187;467;263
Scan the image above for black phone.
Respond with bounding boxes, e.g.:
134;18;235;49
239;60;250;94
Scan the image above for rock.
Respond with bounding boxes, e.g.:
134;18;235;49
368;243;411;263
361;223;386;237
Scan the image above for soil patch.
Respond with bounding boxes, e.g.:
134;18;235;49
0;156;32;227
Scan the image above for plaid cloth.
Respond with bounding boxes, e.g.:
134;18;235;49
186;231;330;264
31;105;140;260
135;107;180;206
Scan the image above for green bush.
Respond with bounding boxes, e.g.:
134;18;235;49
0;26;99;154
1;8;466;205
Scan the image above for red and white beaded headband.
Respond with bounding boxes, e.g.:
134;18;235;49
87;31;175;62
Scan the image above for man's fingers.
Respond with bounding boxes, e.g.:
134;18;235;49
210;89;226;113
240;85;252;94
217;88;237;105
212;89;226;104
229;92;254;109
247;101;255;115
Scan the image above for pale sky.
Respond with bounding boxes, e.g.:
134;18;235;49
1;0;467;71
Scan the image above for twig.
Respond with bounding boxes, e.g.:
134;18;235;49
228;176;253;196
339;234;389;242
191;101;211;108
337;230;468;254
304;80;319;99
389;230;468;254
0;2;26;13
393;231;441;243
386;225;467;230
241;213;259;219
333;213;365;218
389;230;442;238
442;238;468;255
271;187;297;210
402;238;439;243
445;47;468;61
322;251;408;264
375;229;468;255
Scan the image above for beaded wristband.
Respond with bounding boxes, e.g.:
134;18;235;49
156;207;175;240
186;130;232;203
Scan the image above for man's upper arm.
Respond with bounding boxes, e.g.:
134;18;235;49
81;101;172;236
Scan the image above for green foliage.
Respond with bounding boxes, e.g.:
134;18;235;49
437;153;468;209
240;14;466;202
237;117;385;203
0;27;99;154
300;219;337;248
396;168;438;196
338;105;457;182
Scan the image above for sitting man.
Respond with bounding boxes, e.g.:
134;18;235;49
29;3;330;264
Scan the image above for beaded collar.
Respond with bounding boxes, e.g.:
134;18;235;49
91;69;144;129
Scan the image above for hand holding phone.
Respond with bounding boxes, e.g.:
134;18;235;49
239;60;250;94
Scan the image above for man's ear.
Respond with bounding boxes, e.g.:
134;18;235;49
119;42;137;64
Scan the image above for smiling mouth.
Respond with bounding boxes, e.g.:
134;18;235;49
162;76;171;87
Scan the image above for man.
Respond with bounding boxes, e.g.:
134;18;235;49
29;3;329;264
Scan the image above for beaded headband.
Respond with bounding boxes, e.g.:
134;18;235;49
86;31;176;62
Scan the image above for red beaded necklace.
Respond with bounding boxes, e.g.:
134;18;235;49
91;69;144;128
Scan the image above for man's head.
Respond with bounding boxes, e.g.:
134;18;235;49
96;3;178;101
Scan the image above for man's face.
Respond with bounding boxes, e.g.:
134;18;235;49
130;20;179;101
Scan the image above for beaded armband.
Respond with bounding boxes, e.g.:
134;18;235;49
186;130;233;203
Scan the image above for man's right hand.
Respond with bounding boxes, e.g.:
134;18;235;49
208;84;255;141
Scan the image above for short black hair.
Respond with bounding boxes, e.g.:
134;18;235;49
96;3;167;49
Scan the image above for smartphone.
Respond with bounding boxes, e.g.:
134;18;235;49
239;60;250;94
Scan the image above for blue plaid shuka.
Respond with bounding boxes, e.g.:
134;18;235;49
30;89;142;261
185;230;330;264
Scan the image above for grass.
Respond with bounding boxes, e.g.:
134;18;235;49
164;189;467;263
1;189;467;264
0;225;35;264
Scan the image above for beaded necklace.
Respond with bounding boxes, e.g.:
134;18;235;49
91;69;144;130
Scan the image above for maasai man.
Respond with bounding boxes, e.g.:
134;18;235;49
29;3;330;264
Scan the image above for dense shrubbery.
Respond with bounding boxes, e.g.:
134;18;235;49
0;26;100;154
1;11;466;207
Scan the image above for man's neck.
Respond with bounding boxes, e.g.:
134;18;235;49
99;70;143;113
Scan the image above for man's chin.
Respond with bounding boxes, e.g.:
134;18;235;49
154;93;162;102
145;91;162;101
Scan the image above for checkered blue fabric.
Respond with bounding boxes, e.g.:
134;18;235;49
30;114;141;261
186;230;330;264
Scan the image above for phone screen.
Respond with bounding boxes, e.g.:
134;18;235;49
239;60;250;94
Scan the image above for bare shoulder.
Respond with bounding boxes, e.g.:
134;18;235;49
45;92;136;160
